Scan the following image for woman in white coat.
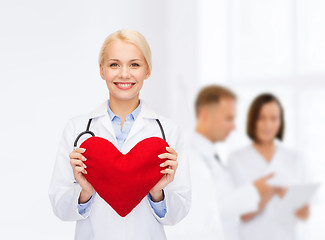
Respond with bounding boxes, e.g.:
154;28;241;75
48;29;191;240
227;93;310;240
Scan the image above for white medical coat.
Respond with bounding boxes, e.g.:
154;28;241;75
165;132;260;240
227;144;311;240
49;100;191;240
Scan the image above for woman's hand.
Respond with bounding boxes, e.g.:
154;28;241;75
149;147;178;202
241;189;275;222
253;173;274;200
274;187;288;199
242;178;286;222
295;204;310;220
69;148;95;203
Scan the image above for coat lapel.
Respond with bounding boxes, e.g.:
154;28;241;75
88;100;116;142
88;99;159;148
124;100;159;144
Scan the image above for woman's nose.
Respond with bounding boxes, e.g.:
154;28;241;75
120;66;130;79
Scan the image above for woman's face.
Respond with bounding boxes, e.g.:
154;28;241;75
255;101;282;144
100;40;150;102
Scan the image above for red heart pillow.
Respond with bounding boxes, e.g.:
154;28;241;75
80;136;169;217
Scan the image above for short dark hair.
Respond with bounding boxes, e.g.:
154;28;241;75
247;93;285;141
195;85;236;117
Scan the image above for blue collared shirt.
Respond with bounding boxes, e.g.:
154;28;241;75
107;100;142;149
78;100;167;218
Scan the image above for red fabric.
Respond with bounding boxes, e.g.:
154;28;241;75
80;136;169;217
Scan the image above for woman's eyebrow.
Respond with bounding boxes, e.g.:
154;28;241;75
108;59;120;61
130;59;143;62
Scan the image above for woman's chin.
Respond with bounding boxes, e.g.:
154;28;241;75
257;137;275;144
110;92;139;102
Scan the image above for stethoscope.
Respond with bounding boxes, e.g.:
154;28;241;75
73;118;166;148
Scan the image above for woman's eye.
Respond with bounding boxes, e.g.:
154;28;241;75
110;63;118;67
131;63;140;67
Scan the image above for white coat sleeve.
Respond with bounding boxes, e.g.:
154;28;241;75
148;124;191;225
49;120;92;221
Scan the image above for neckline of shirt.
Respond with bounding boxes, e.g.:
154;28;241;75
249;143;280;165
107;99;142;122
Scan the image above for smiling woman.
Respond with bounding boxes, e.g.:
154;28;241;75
100;39;150;105
98;30;152;120
48;29;191;240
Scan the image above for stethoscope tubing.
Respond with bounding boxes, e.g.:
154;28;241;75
73;118;166;149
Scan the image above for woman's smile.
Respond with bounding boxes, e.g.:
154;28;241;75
114;82;136;90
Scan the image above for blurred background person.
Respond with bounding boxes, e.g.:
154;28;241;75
227;93;313;240
166;85;275;240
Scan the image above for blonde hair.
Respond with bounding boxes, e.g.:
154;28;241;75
98;29;152;74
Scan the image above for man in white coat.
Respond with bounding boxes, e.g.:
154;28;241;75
165;85;274;240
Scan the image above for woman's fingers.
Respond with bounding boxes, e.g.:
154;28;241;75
69;148;87;176
70;149;88;174
160;160;178;169
75;148;86;153
69;148;86;159
69;151;87;161
71;159;88;174
158;152;177;161
74;166;87;174
166;146;177;154
160;168;175;175
69;149;90;189
158;147;178;161
70;158;86;167
158;148;179;180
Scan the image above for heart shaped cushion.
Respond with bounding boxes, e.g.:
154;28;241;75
79;136;169;217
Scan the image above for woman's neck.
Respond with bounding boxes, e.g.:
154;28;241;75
253;140;276;163
109;95;140;123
